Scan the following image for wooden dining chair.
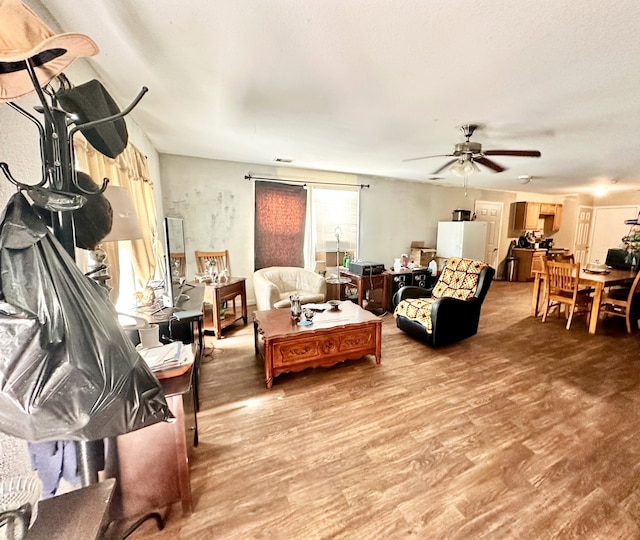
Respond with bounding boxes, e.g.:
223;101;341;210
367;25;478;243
599;270;640;333
541;260;593;330
195;250;230;277
546;252;575;263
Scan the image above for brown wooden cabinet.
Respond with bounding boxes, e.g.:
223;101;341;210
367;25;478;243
513;201;541;230
512;248;548;281
109;366;196;521
513;201;563;232
540;203;556;215
552;204;562;231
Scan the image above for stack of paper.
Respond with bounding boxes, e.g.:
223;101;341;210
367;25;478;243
138;341;193;373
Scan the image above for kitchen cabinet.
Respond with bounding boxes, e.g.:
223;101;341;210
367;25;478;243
540;203;556;215
552;204;562;231
513;202;541;230
513;202;563;232
512;248;547;281
540;204;562;232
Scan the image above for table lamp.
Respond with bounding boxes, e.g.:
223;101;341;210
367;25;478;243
87;185;143;288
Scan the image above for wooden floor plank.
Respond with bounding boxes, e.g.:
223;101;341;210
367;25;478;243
112;281;640;539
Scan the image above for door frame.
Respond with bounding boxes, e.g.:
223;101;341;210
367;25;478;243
587;205;640;264
474;200;504;268
572;205;593;266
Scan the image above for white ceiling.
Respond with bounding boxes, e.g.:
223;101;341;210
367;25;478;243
34;0;640;195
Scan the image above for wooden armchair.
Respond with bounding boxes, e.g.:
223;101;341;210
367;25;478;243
599;269;640;332
392;257;495;347
195;250;230;278
541;260;592;329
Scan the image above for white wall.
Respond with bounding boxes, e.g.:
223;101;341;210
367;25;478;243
159;155;253;285
160;154;573;300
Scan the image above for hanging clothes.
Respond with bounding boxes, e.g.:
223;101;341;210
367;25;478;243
0;192;172;441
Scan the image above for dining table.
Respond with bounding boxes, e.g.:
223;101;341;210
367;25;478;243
532;267;637;334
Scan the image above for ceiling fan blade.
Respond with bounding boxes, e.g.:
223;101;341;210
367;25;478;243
402;153;454;163
431;159;458;175
483;149;541;157
475;156;506;173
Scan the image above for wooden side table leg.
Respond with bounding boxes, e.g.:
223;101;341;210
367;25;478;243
253;320;259;355
241;287;248;324
214;288;223;340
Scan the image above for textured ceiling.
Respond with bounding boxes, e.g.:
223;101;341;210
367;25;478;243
32;0;640;195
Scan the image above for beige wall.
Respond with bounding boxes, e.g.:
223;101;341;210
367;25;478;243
9;0;640;298
159;153;598;297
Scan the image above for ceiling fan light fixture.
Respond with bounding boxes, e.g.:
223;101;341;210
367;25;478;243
450;158;480;177
518;175;532;184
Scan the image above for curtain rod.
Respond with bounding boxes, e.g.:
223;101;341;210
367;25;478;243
244;174;370;189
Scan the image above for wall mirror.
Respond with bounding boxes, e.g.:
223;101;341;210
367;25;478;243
162;217;186;307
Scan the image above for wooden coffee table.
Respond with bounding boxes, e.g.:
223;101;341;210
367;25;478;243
253;301;382;388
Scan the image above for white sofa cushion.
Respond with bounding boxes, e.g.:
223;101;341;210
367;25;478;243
253;266;327;310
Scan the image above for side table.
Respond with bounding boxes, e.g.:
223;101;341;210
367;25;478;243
337;269;391;313
107;364;196;522
204;277;248;338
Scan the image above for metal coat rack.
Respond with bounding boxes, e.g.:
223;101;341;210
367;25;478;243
2;57;147;487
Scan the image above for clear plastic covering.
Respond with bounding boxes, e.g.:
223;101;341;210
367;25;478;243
0;193;173;442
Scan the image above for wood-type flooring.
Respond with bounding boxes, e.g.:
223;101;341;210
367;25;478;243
116;281;640;539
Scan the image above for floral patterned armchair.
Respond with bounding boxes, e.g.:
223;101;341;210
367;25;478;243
392;257;495;347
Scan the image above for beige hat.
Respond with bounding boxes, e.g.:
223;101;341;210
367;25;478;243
0;0;98;102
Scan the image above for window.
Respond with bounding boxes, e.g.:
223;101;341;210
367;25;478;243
254;181;360;271
308;187;359;269
254;181;307;270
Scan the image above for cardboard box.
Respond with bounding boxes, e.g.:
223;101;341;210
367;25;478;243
315;250;355;267
410;247;436;267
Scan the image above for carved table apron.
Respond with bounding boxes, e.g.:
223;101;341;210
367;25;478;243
253;301;382;388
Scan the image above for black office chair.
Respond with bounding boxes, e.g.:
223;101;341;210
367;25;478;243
605;248;632;270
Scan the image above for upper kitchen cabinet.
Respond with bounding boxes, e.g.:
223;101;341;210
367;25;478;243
513;201;563;232
513;201;541;230
549;204;562;232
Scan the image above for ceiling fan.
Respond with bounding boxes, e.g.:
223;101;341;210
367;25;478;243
403;124;541;175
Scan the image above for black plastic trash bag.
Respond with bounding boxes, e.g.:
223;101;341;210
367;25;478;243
0;192;173;441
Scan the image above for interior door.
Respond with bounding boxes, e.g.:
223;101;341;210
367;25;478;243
474;200;503;267
588;206;640;264
573;206;592;265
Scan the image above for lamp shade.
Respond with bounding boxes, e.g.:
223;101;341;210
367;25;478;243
450;158;480;177
101;186;143;242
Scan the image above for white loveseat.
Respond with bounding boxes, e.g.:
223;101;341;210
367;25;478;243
253;266;327;311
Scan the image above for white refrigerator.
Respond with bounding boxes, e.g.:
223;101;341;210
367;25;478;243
436;221;488;261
